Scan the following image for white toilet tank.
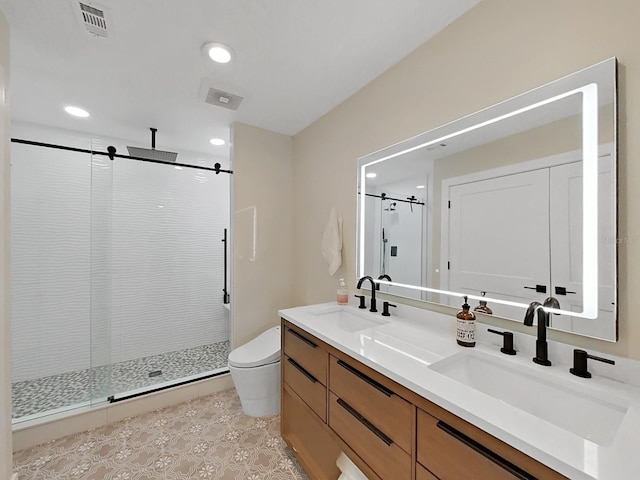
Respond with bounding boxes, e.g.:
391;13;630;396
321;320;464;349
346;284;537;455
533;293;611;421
228;326;281;417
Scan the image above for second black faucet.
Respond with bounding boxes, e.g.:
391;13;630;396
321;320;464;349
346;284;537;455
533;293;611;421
523;297;560;366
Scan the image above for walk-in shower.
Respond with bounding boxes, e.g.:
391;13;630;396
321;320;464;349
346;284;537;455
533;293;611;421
10;122;232;422
362;189;425;301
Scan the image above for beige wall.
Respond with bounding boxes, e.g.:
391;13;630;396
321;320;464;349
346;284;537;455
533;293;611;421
292;0;640;359
0;8;11;476
231;123;294;347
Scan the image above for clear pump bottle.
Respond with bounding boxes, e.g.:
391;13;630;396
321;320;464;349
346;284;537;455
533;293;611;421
337;278;348;305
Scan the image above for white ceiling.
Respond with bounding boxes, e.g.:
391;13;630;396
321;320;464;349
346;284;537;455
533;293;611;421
0;0;479;157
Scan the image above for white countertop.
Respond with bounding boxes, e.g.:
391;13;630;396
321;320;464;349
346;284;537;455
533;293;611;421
279;301;640;480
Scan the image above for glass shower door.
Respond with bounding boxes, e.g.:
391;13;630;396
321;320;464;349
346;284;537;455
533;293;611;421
10;135;112;422
105;152;230;401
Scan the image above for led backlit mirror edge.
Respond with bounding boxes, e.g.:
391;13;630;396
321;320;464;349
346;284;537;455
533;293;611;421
356;58;617;323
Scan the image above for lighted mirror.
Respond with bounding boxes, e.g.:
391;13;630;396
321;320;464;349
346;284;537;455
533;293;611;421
357;58;617;341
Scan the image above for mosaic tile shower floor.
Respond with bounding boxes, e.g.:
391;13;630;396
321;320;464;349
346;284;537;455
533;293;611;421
13;388;310;480
12;341;230;419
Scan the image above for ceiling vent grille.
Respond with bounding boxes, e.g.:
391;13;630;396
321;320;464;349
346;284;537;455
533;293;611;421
74;2;109;37
204;88;244;111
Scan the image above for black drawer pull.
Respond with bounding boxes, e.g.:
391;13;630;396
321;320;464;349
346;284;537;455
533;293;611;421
337;398;393;447
436;421;536;480
287;358;318;383
287;328;317;348
337;359;393;397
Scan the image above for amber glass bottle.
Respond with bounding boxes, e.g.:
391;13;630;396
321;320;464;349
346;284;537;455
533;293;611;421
456;296;476;347
474;291;493;315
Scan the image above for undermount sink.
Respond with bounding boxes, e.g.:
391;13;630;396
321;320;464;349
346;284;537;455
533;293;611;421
429;350;628;446
309;306;390;332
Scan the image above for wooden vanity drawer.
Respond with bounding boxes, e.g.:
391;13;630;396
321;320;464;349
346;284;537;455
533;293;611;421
417;409;533;480
282;386;341;480
416;463;439;480
329;393;411;480
284;324;328;385
283;354;327;422
329;355;412;453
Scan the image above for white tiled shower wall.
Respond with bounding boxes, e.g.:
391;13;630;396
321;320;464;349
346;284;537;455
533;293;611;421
11;122;230;382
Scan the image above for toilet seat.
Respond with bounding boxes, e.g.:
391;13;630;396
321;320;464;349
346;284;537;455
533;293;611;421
228;326;281;368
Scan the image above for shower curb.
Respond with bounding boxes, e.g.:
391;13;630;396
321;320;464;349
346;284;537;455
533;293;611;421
12;373;234;452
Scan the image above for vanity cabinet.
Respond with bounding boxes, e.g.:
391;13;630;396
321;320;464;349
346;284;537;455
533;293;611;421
283;356;327;421
328;354;413;480
328;355;413;453
281;320;566;480
283;324;328;422
282;323;341;479
283;324;328;382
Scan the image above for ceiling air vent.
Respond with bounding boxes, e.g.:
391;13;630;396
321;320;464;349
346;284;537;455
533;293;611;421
205;88;244;111
73;1;110;38
198;79;244;111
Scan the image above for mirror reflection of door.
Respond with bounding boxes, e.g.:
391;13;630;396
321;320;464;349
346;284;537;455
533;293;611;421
549;155;615;338
447;168;550;318
446;147;615;335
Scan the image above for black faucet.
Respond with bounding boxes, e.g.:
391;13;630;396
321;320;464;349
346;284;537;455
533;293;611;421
376;274;392;290
523;297;560;366
356;276;377;312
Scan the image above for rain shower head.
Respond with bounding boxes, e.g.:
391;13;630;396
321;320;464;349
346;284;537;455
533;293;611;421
127;128;178;162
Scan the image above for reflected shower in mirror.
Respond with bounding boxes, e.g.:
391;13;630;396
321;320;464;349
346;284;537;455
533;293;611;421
357;58;617;341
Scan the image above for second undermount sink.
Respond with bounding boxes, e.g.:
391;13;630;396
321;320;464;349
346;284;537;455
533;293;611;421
429;350;628;446
309;306;390;332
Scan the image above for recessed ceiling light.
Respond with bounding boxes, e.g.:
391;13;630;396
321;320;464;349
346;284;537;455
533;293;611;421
365;173;377;178
416;185;425;189
64;106;89;118
209;138;225;146
203;43;233;64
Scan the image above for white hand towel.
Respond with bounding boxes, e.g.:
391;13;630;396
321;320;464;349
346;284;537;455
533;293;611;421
336;452;369;480
321;207;343;276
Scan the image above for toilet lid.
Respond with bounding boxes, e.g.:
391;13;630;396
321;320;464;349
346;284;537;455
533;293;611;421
228;326;281;368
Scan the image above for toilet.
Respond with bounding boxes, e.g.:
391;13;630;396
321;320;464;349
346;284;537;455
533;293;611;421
228;326;281;417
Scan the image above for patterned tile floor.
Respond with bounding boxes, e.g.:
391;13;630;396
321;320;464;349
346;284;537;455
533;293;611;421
13;341;231;419
13;388;310;480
